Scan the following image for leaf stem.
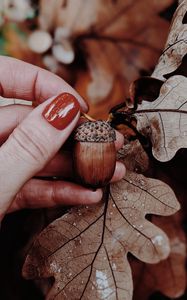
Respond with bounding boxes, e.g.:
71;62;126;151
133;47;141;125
135;108;187;114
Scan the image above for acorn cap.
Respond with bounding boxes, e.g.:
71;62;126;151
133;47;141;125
74;120;116;143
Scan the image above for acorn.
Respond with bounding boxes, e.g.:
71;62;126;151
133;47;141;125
73;120;116;188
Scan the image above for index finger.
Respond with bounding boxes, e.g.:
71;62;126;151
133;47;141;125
0;56;88;112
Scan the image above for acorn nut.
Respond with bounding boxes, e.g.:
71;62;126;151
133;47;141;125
73;120;116;188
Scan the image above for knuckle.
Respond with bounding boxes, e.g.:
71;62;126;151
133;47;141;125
14;190;24;209
49;182;59;205
11;124;51;165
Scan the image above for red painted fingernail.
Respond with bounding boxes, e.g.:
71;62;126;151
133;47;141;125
42;93;80;130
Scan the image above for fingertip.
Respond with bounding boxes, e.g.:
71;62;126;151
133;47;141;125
82;99;89;113
73;90;89;113
115;131;124;150
116;161;126;178
87;188;103;203
111;162;126;182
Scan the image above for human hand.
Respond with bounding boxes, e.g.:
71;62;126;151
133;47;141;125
0;56;126;220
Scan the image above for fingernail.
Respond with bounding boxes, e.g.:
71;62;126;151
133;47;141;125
42;93;80;130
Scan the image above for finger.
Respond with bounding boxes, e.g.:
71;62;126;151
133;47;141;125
115;131;124;150
38;153;126;183
8;179;103;212
0;105;124;152
37;130;124;178
0;93;80;218
110;162;126;183
37;151;72;178
0;105;124;150
0;56;88;112
0;105;32;143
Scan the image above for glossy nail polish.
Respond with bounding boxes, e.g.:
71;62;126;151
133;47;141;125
42;93;80;130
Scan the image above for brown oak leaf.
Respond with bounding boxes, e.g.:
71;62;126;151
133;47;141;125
132;1;187;163
23;171;180;300
132;213;186;300
135;75;187;162
153;0;187;80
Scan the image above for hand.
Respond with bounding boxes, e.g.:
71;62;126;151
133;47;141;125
0;56;126;220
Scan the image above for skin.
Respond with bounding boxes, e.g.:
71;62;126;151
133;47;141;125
0;56;126;219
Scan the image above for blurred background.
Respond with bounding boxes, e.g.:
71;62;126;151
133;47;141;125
0;0;178;118
1;1;186;300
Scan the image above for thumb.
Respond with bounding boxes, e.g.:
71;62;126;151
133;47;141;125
0;93;80;218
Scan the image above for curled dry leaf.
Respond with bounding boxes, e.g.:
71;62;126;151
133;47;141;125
126;1;187;163
153;0;187;80
136;75;187;162
132;213;186;300
23;171;180;300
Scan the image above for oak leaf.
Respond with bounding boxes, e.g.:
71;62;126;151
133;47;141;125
136;75;187;162
132;0;187;163
153;0;187;80
23;171;180;300
132;213;186;300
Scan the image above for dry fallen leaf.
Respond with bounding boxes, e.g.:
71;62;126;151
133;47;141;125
153;0;187;80
116;103;187;299
122;5;187;293
23;171;180;300
132;213;186;300
131;139;187;299
132;0;187;163
136;75;187;162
